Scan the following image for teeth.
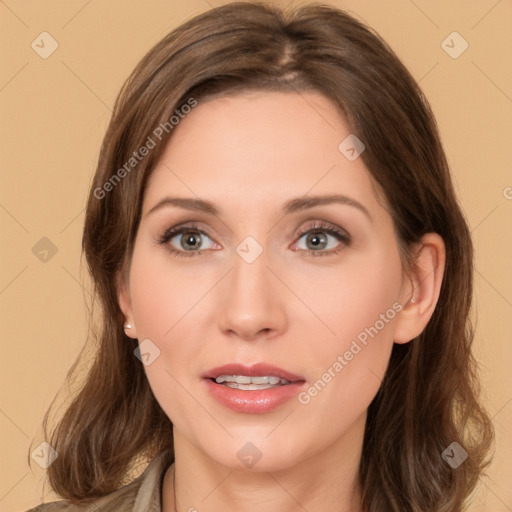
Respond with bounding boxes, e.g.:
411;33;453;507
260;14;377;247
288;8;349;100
214;374;291;387
225;382;277;390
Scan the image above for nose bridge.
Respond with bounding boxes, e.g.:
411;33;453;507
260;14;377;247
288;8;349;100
217;237;286;339
232;242;269;297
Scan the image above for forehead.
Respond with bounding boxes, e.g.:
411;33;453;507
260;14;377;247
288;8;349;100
143;91;381;219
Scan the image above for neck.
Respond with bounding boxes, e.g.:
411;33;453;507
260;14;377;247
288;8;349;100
162;413;366;512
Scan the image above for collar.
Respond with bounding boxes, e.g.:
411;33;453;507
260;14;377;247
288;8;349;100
131;449;173;512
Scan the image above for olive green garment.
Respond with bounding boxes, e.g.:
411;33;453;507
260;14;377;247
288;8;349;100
26;450;173;512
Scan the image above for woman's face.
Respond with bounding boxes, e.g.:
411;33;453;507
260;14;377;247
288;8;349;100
120;90;412;472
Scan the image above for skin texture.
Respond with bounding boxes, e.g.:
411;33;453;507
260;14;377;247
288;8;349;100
118;91;445;512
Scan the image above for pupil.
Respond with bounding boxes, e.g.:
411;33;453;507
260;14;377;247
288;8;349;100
308;231;326;249
183;232;200;250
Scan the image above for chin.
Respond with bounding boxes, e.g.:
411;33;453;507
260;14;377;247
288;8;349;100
201;434;311;473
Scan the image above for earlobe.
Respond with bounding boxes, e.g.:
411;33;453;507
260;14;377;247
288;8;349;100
116;270;138;339
394;233;446;344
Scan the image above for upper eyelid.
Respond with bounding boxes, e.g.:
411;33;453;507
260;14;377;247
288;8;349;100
161;221;213;236
296;220;349;236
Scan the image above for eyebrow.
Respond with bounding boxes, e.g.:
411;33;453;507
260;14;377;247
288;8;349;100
146;194;372;221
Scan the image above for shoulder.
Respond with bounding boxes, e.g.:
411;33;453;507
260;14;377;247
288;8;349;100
25;450;173;512
24;484;137;512
25;479;140;512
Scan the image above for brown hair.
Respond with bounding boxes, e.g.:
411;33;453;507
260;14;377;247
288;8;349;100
33;2;494;510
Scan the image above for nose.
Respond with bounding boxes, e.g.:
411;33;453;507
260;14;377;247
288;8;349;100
217;248;287;342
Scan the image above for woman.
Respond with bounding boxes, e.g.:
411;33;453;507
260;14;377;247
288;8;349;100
28;2;494;511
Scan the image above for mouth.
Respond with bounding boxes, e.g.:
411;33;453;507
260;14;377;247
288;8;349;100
201;363;306;413
213;374;292;390
202;362;305;387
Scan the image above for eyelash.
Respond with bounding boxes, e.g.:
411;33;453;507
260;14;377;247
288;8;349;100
157;221;351;258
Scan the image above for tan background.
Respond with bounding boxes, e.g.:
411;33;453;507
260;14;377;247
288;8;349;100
1;0;511;510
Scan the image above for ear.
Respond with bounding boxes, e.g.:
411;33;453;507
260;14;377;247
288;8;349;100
116;269;138;339
394;233;446;344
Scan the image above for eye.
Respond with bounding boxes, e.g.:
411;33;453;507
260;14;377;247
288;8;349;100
294;221;351;257
157;221;351;258
158;222;217;258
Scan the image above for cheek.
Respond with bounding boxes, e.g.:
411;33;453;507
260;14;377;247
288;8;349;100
128;244;201;338
127;245;210;421
297;245;402;413
302;239;403;348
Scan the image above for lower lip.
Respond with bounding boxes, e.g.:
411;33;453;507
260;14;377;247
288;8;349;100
204;379;306;414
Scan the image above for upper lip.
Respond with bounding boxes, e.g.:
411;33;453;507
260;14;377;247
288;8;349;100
202;363;305;383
